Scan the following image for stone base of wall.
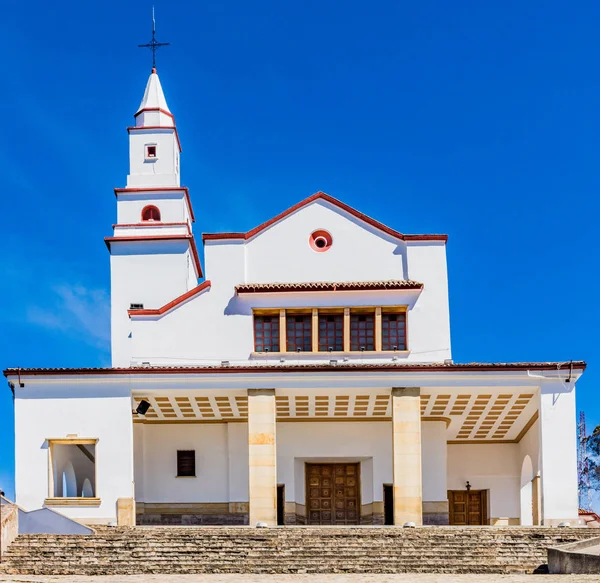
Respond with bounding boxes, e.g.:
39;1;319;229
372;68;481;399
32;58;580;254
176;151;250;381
1;504;18;555
136;502;248;526
423;501;449;525
137;513;248;525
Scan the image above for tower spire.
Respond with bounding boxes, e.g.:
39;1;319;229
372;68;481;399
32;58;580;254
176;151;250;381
138;6;170;70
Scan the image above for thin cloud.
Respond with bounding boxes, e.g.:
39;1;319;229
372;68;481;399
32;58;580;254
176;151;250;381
26;284;110;352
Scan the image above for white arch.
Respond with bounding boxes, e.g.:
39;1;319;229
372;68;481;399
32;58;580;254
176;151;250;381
520;455;534;526
61;461;77;498
81;478;94;498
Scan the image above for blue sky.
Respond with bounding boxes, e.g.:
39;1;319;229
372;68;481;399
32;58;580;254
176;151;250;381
1;1;599;504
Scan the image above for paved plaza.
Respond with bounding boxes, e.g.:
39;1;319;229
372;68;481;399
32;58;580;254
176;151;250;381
1;575;599;582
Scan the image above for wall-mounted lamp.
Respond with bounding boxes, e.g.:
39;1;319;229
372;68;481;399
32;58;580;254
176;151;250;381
466;481;472;492
134;400;151;416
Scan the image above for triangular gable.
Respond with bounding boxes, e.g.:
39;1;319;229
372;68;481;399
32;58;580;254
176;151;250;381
202;191;447;243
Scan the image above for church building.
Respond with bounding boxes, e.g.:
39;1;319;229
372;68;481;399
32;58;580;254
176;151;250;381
4;68;584;529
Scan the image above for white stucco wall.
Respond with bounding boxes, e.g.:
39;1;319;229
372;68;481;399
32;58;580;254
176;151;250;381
447;443;520;520
116;192;192;226
422;421;447;502
127;129;179;188
134;419;448;508
135;424;229;503
127;200;451;365
13;382;134;523
111;241;195;366
539;381;579;523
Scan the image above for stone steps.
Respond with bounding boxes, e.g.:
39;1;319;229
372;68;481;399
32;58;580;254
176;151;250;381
1;526;597;575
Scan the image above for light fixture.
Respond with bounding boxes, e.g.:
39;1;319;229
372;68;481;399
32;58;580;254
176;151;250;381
134;400;151;416
220;360;230;367
329;360;338;366
466;481;471;492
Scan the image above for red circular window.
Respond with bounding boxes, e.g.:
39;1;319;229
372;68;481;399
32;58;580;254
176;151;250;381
309;230;333;252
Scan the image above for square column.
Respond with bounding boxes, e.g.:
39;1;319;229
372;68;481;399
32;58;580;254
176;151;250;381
392;387;423;525
248;388;277;526
539;382;579;525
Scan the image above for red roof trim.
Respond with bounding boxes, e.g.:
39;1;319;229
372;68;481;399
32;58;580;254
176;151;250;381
126;125;182;153
202;192;448;243
235;280;424;294
203;232;245;241
104;234;203;278
134;107;175;122
3;361;586;377
128;280;211;317
112;222;192;235
114;187;195;223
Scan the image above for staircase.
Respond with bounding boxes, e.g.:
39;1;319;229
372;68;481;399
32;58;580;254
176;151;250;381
1;526;597;575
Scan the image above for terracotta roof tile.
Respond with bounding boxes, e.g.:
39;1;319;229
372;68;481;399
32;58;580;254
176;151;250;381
4;361;586;377
235;280;423;294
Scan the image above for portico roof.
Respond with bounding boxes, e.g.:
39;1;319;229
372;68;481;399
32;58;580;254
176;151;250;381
3;360;585;376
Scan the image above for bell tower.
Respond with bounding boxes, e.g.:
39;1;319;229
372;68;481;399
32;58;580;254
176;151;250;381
105;68;202;367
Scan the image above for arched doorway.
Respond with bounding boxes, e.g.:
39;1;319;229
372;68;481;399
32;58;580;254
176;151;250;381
81;478;94;498
520;455;534;526
61;461;77;498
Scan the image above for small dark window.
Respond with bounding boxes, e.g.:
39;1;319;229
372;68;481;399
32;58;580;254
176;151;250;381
382;312;406;350
350;313;375;351
141;205;161;221
254;315;280;352
146;145;157;158
286;314;312;352
318;314;344;351
177;450;196;477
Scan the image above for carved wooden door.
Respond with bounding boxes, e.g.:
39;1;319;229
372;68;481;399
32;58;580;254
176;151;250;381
307;463;359;525
448;490;487;525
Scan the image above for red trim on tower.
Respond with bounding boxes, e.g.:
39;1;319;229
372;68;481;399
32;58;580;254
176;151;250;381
112;222;192;235
114;187;196;223
134;107;175;122
128;280;212;317
104;234;203;278
127;125;182;153
202;192;448;243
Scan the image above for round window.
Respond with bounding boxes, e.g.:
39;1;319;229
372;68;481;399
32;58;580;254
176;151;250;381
309;230;333;252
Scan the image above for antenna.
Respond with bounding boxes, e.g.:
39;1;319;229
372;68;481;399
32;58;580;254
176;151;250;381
138;6;170;70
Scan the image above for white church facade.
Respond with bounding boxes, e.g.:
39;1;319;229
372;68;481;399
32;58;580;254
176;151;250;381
4;69;584;529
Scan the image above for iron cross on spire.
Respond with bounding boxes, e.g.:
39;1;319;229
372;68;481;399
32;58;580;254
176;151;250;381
138;6;170;70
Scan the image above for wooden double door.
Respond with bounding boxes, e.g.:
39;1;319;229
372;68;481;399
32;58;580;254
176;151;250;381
448;489;488;525
306;463;360;525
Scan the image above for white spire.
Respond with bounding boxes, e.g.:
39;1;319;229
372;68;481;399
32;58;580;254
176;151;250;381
136;68;171;115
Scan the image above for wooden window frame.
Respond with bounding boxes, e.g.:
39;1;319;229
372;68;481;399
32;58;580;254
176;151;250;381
349;309;376;352
286;312;313;352
251;306;409;354
253;311;281;353
176;450;196;478
381;309;407;351
45;438;100;506
318;310;345;352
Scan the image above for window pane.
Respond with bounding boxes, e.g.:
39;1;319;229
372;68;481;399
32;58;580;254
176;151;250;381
318;314;344;351
381;312;406;350
350;313;375;351
254;315;280;352
287;315;312;352
177;450;196;477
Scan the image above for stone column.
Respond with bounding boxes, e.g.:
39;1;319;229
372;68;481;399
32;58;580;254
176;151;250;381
392;387;423;525
248;388;277;526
